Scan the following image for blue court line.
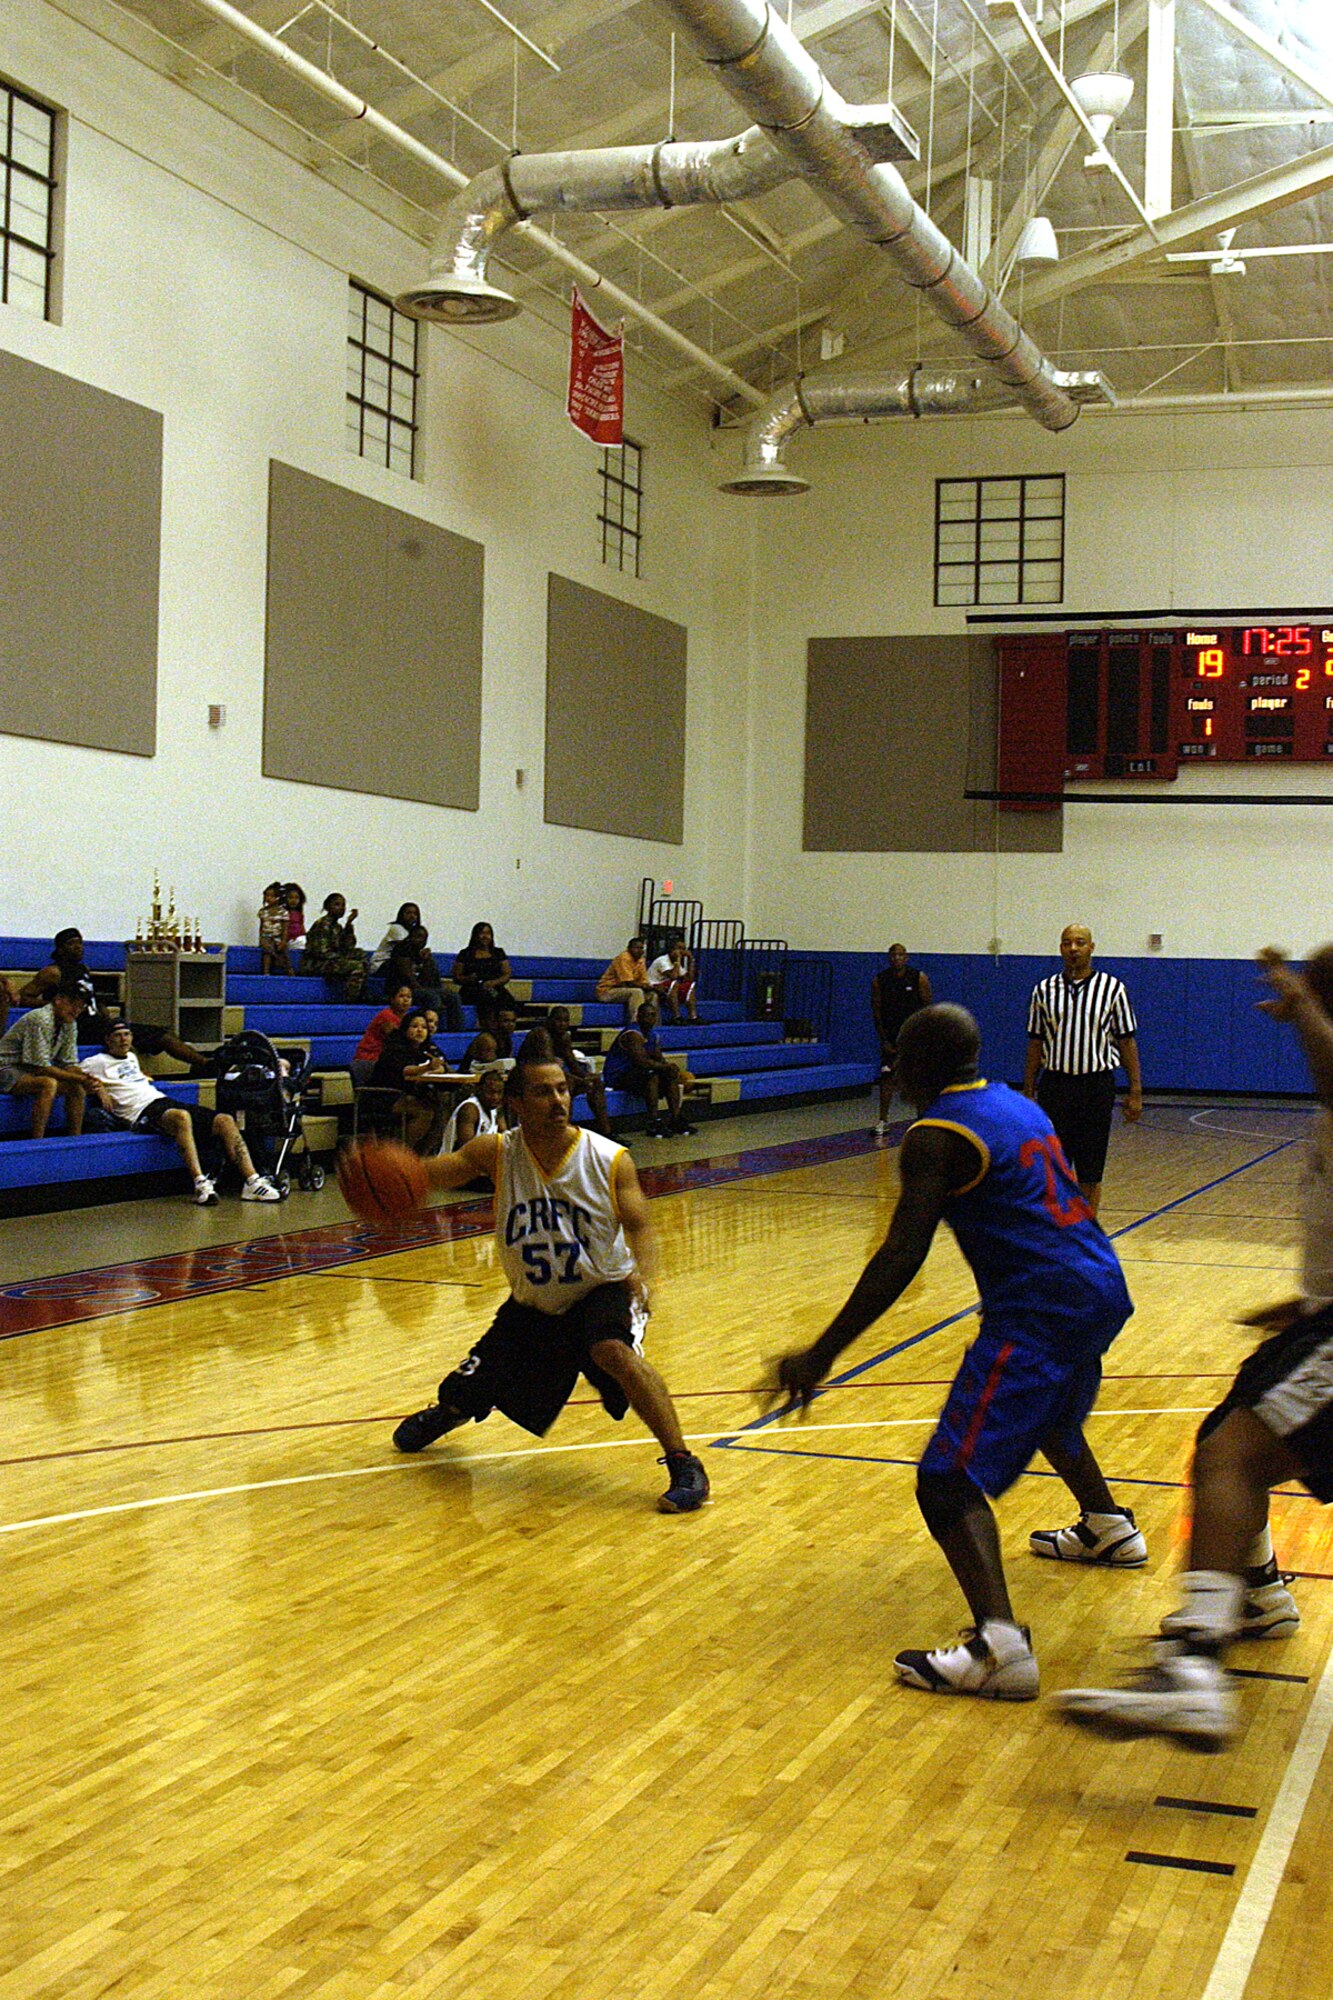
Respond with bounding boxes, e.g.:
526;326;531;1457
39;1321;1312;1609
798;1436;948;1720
712;1134;1298;1449
713;1440;1324;1502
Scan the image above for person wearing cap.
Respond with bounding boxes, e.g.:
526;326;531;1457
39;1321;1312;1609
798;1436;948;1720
0;982;91;1137
81;1021;281;1204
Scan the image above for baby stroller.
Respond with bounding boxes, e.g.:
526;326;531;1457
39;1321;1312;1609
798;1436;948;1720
213;1030;325;1195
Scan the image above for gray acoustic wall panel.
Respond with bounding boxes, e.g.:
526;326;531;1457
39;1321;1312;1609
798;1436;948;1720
264;462;483;810
545;574;687;844
803;635;1061;854
0;350;161;757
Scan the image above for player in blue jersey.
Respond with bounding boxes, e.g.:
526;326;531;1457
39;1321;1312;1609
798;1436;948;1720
767;1004;1137;1701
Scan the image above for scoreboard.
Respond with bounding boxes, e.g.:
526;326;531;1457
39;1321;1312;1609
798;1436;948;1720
996;623;1333;806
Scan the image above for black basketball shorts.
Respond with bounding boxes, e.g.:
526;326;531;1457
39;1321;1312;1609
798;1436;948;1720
135;1096;219;1152
1198;1302;1333;1502
438;1279;644;1437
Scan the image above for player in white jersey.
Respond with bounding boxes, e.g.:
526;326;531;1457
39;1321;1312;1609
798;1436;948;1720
1059;944;1331;1749
391;1053;710;1513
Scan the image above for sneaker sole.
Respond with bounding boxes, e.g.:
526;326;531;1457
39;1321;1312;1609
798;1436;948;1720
657;1493;710;1514
895;1660;1039;1701
1030;1535;1147;1567
1238;1613;1301;1640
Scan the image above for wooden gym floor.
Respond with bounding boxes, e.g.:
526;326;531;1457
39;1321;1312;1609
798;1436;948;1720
3;1100;1333;2000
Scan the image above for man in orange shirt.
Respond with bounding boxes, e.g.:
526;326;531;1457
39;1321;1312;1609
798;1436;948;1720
596;936;652;1022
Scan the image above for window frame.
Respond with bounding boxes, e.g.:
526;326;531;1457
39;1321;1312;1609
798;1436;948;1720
598;436;643;578
1;78;59;321
934;472;1066;608
345;276;420;479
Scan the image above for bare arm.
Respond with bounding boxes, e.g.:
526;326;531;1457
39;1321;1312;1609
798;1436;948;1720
1259;947;1333;1108
918;972;933;1006
1022;1036;1044;1098
18;965;57;1007
614;1149;657;1288
767;1125;977;1407
423;1130;501;1191
1116;1034;1143;1119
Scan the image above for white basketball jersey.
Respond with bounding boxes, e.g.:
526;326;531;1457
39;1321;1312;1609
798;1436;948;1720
496;1127;635;1313
440;1094;499;1156
1302;1108;1333;1308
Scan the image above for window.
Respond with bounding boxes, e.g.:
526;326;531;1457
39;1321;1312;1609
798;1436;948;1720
2;81;58;320
935;474;1065;607
346;278;419;477
598;437;643;577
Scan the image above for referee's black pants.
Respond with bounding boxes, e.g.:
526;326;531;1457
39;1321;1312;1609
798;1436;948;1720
1036;1069;1118;1187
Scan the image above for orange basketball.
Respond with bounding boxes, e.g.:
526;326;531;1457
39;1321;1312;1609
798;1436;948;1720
337;1140;429;1223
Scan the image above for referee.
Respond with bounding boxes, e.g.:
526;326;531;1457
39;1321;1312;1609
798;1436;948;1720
1022;924;1143;1218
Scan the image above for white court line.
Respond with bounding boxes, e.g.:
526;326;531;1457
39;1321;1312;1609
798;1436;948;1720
0;1408;1213;1538
1200;1634;1333;2000
1188;1109;1313;1141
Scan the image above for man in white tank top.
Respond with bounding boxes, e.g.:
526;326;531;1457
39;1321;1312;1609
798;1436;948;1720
438;1065;505;1157
391;1052;709;1514
1061;945;1333;1749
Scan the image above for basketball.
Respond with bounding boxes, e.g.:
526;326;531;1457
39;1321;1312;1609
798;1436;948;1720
337;1140;429;1223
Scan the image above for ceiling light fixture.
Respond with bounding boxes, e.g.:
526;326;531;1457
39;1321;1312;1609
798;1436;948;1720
1070;72;1135;168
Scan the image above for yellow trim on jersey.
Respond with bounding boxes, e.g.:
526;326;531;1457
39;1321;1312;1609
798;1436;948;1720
939;1078;988;1093
608;1145;628;1222
909;1118;990;1194
518;1127;582;1185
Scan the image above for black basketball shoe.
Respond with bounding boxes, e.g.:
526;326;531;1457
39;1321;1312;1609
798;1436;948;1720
392;1403;469;1453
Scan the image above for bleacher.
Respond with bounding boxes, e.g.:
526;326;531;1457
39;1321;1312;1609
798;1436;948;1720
0;938;875;1212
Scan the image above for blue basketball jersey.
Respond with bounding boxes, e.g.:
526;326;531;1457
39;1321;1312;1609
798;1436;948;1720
912;1079;1132;1335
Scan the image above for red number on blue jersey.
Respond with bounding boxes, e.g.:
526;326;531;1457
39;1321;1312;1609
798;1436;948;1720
1018;1134;1093;1228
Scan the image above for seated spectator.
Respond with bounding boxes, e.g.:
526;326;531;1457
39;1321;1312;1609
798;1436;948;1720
383;925;462;1030
459;1030;511;1077
369;902;421;986
352;979;416;1085
301;894;366;1000
284;884;307;950
596;936;652;1021
547;1005;611;1138
602;995;697;1137
647;937;699;1025
0;983;90;1138
258;881;292;976
82;1021;280;1204
452;922;516;1027
440;1065;507;1156
370;1009;447;1154
22;928;208;1069
0;975;16;1038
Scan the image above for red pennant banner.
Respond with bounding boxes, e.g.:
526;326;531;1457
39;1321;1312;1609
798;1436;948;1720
567;288;624;446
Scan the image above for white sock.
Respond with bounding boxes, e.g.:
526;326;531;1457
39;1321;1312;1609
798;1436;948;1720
981;1619;1030;1657
244;1171;262;1188
1246;1522;1275;1571
194;1173;210;1187
1164;1570;1245;1649
1085;1508;1130;1528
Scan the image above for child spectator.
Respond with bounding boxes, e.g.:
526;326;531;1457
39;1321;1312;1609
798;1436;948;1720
352;979;416;1084
596;937;652;1021
302;895;366;1000
82;1021;280;1204
258;881;292;975
284;884;307;949
440;1065;507;1155
370;1009;447;1154
647;937;699;1024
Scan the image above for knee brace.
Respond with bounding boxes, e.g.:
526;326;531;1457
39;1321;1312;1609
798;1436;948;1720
916;1468;985;1539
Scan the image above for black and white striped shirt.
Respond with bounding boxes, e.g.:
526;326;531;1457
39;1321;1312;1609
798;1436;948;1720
1027;970;1137;1076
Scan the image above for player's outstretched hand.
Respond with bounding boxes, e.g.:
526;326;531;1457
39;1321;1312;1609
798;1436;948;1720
1257;946;1304;1021
758;1347;826;1418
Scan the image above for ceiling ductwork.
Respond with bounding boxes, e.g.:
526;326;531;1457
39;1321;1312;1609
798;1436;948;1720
721;365;1115;495
653;0;1096;433
399;129;797;324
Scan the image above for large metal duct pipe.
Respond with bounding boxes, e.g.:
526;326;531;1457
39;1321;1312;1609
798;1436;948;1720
655;0;1087;433
723;364;1114;493
400;130;795;323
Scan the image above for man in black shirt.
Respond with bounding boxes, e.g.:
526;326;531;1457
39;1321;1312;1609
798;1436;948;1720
870;944;932;1135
